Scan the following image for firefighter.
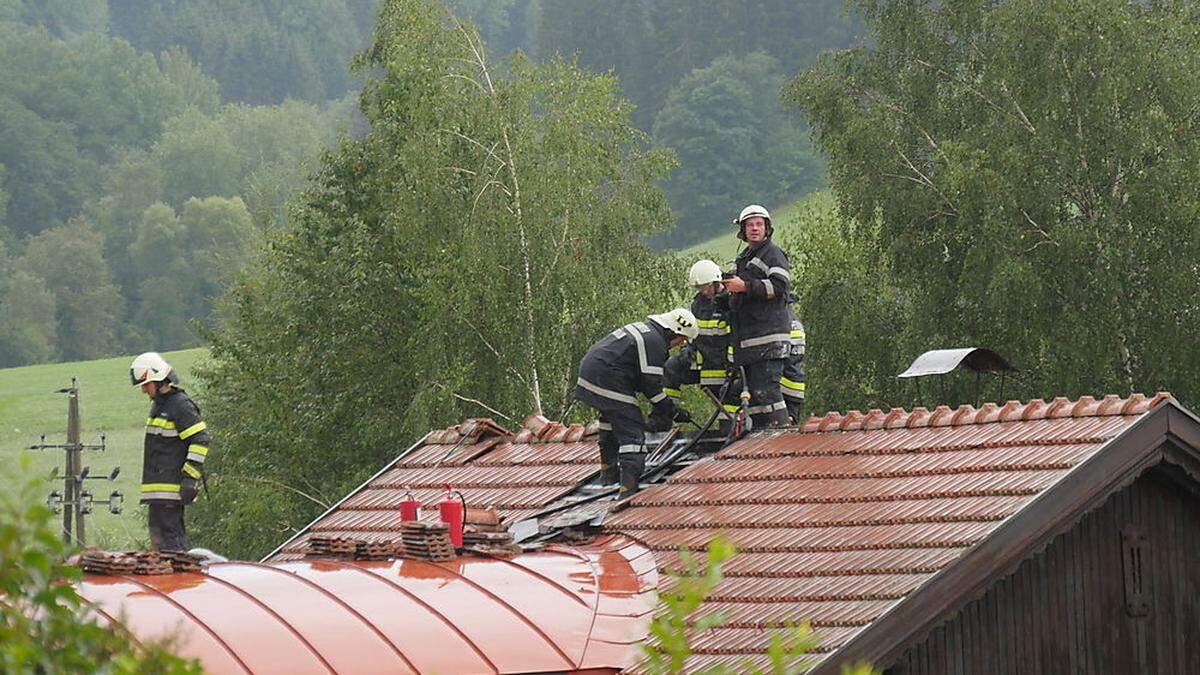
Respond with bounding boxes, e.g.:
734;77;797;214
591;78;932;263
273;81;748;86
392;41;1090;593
722;204;793;427
663;260;740;425
130;352;210;551
576;309;699;495
783;310;806;423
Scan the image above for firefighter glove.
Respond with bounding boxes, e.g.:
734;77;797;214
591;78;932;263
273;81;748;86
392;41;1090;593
647;409;673;433
180;477;199;505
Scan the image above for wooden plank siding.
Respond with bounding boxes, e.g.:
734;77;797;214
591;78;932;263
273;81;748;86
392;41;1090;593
887;465;1200;674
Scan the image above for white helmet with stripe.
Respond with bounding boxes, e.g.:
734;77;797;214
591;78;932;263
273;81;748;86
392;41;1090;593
649;308;699;342
130;352;174;387
687;259;722;287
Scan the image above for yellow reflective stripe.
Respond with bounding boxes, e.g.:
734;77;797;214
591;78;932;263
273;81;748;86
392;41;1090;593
700;370;726;378
146;417;176;429
187;444;209;457
141;483;180;493
780;378;806;392
179;421;207;439
722;404;740;413
182;463;202;479
664;388;682;398
696;319;728;328
790;330;806;339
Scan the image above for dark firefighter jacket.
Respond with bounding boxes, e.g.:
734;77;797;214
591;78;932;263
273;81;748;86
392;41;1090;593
730;238;792;365
692;291;732;386
141;388;209;504
576;320;675;418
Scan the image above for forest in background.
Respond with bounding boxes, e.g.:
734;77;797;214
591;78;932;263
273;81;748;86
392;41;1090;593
0;0;858;369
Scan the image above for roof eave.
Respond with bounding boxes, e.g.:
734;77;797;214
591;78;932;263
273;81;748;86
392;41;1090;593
812;398;1199;674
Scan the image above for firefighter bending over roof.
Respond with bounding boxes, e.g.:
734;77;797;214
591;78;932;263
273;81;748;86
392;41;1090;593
576;309;699;495
131;352;210;551
722;204;793;428
663;260;741;431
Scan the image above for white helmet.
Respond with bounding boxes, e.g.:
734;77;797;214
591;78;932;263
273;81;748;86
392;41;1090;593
130;352;174;387
649;308;700;342
687;259;722;287
734;204;773;240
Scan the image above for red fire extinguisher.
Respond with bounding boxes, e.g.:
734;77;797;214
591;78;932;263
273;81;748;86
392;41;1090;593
438;484;465;548
399;486;420;523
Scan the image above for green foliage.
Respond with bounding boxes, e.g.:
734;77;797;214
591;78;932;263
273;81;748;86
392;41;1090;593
0;24;219;239
108;0;378;105
0;457;201;673
10;220;123;363
7;0;109;37
194;0;683;559
653;52;823;245
788;0;1200;410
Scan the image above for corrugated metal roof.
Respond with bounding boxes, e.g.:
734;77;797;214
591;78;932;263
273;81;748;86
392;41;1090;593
79;535;655;674
603;393;1170;672
268;415;603;562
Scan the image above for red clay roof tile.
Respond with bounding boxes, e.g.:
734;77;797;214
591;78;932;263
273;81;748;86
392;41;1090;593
604;392;1168;672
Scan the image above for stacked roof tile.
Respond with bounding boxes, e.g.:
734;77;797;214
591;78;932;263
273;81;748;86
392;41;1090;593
603;393;1171;672
269;415;602;562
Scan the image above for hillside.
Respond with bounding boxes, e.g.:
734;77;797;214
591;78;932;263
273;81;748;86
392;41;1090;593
0;348;208;549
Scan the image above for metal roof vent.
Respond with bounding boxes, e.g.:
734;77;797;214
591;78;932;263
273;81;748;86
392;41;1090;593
898;348;1018;407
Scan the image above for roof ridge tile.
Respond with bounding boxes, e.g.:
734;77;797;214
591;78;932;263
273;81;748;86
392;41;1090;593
840;411;865;431
862;409;887;431
949;405;976;426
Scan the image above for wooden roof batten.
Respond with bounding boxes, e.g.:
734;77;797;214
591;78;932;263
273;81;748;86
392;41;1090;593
812;396;1200;674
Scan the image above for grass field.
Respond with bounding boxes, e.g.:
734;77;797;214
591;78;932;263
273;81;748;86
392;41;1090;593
677;191;826;263
0;348;208;550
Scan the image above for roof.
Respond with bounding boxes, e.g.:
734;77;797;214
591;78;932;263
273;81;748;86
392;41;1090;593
79;535;656;674
602;392;1176;672
267;415;603;562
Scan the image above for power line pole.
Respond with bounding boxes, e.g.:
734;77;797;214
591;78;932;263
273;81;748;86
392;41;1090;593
31;379;123;546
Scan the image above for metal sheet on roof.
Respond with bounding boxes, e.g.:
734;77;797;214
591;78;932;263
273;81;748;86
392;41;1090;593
896;348;1017;378
79;536;653;674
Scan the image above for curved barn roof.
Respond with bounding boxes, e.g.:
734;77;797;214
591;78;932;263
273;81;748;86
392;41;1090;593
79;535;656;674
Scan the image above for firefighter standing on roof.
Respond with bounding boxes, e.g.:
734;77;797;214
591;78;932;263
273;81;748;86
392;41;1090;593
663;260;741;426
723;204;793;427
130;352;210;551
783;309;806;423
576;309;699;495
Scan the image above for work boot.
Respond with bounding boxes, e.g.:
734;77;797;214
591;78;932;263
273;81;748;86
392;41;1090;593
599;463;619;485
618;452;646;497
766;408;790;428
786;403;804;426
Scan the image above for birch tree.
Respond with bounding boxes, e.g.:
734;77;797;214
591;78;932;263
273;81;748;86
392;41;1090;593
195;0;679;558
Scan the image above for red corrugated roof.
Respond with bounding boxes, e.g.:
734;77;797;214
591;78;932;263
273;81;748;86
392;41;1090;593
268;415;603;562
79;535;655;674
603;393;1171;671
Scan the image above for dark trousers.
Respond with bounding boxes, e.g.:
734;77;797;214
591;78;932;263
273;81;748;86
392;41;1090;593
148;503;188;551
594;403;646;495
781;350;806;423
743;358;788;428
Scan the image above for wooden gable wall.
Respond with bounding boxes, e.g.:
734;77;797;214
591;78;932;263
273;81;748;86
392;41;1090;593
887;463;1200;674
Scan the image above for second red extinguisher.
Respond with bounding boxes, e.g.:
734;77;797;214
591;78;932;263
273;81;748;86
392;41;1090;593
438;484;465;548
